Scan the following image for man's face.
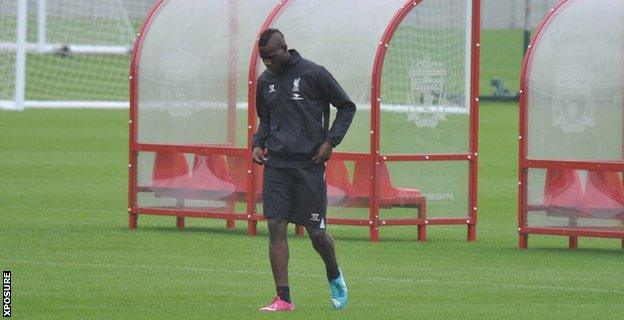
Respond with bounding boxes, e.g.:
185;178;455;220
259;35;288;74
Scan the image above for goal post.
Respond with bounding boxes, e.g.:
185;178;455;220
0;0;149;110
15;0;26;111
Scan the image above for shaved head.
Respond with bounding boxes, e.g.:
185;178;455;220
258;29;291;74
259;28;285;47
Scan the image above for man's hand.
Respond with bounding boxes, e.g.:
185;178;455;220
252;146;268;165
312;141;333;164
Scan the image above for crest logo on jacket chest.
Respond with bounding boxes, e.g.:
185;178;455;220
291;77;304;100
268;84;276;93
292;78;301;92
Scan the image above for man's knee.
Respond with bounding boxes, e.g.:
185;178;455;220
268;218;288;240
307;228;327;244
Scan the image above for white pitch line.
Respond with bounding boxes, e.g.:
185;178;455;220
1;258;300;277
2;259;622;295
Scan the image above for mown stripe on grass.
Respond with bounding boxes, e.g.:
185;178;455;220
3;259;622;295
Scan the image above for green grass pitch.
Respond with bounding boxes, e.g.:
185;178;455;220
0;22;622;319
1;103;623;319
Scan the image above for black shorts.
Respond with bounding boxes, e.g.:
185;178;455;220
262;164;327;229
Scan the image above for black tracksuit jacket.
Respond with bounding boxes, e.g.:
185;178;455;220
252;49;356;168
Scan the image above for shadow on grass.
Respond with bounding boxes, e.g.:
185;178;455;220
121;224;483;246
124;225;254;237
516;246;624;256
113;222;624;254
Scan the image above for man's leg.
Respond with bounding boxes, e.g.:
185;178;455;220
294;164;347;309
268;218;290;286
305;226;339;280
260;165;295;311
306;226;348;309
268;218;290;301
260;217;294;311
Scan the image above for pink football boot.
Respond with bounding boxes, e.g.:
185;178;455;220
259;296;295;312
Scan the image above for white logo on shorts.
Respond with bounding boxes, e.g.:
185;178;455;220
310;213;320;221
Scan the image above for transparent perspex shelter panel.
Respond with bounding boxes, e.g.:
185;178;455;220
525;168;624;229
270;0;405;152
380;161;469;219
137;0;274;146
324;159;370;220
136;151;250;213
527;0;624;161
381;0;472;154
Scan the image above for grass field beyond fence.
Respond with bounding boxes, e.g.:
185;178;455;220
1;103;623;319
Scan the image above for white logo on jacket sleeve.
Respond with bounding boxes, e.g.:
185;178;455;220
268;84;276;93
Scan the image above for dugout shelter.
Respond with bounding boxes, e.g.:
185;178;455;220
129;0;481;242
518;0;624;249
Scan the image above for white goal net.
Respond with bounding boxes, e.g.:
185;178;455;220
0;0;153;110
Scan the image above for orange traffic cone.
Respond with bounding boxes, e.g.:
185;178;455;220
582;171;624;219
543;169;584;212
187;155;236;200
151;152;191;189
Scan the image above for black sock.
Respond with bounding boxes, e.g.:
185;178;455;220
326;266;340;281
277;286;291;303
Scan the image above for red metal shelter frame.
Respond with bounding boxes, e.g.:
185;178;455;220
129;0;481;242
128;0;252;231
366;0;481;241
518;0;624;249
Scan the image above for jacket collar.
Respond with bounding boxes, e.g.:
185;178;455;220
285;49;301;68
267;49;301;75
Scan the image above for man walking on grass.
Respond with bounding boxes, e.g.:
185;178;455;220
252;28;356;312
